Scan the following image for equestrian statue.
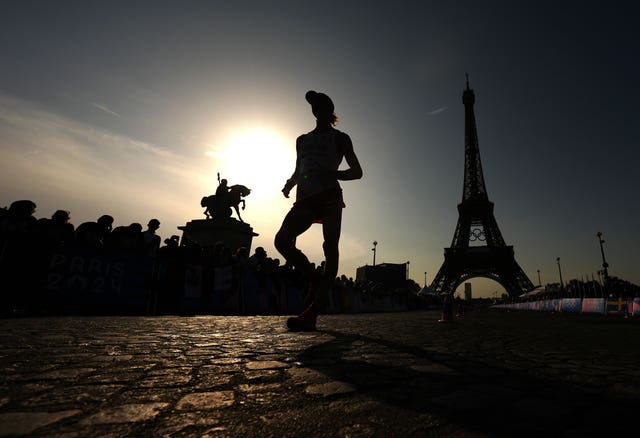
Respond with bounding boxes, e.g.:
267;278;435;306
201;173;252;223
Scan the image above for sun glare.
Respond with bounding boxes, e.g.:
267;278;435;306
210;129;295;206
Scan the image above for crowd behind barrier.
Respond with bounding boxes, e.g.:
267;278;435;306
0;200;414;316
493;297;640;316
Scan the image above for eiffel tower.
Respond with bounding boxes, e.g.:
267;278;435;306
431;76;534;297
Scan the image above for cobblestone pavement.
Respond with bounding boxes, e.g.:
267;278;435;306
1;310;638;437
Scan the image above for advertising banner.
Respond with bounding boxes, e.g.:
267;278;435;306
581;298;606;314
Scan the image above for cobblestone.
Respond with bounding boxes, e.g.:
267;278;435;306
0;310;638;436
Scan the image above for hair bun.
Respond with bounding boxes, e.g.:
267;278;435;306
305;90;318;105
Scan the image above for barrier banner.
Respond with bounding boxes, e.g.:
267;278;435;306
553;299;562;312
214;266;233;291
561;298;582;313
341;288;353;313
241;273;277;314
183;264;203;298
540;300;555;312
285;286;304;314
46;250;153;313
581;298;606;314
606;297;628;315
210;266;239;313
632;298;640;316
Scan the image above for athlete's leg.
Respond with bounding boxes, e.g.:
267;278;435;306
274;206;315;276
276;206;322;330
313;203;342;312
321;204;342;280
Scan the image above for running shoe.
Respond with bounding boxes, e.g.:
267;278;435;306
286;307;317;331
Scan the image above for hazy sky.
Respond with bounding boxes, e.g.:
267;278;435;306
1;1;638;297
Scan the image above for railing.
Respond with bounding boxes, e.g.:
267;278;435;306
1;247;409;316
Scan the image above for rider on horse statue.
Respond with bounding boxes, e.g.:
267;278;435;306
201;173;252;223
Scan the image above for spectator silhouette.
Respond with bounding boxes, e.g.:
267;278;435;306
163;235;180;248
1;200;37;235
156;235;183;314
109;223;143;252
0;200;38;314
248;246;268;273
38;210;75;250
142;219;161;257
76;214;114;249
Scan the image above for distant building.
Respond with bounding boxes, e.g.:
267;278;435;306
356;263;406;290
464;282;472;300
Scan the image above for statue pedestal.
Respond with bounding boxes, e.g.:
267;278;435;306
178;218;259;252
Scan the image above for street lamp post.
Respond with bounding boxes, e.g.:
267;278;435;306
537;269;541;287
556;257;564;291
372;241;378;266
406;261;410;281
596;232;609;286
424;271;427;287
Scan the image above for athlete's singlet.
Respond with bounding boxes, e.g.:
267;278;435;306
295;128;344;202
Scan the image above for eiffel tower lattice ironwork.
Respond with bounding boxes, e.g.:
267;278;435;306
431;76;534;297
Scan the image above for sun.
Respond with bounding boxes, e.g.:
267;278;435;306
209;128;296;205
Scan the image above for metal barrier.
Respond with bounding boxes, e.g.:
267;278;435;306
493;297;638;317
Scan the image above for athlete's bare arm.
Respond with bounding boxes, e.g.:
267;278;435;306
335;132;363;181
282;135;305;198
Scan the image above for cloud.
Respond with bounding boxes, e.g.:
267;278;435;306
0;92;209;232
0;92;373;278
427;107;447;116
91;102;122;118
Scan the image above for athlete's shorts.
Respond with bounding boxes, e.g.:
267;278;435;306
293;187;345;224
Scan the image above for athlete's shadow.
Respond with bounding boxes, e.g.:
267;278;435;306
296;329;633;436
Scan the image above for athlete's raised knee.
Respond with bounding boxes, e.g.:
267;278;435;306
275;231;294;255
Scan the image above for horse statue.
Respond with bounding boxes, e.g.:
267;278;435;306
201;184;252;223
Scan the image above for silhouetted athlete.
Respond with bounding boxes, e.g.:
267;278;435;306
275;90;363;331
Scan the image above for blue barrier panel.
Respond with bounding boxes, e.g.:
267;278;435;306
561;298;582;313
241;273;260;314
183;264;203;298
238;273;276;314
180;264;203;313
540;300;555;312
208;266;239;313
285;286;304;314
46;250;153;314
582;298;606;314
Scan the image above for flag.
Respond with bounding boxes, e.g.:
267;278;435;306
606;297;628;315
561;298;582;313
